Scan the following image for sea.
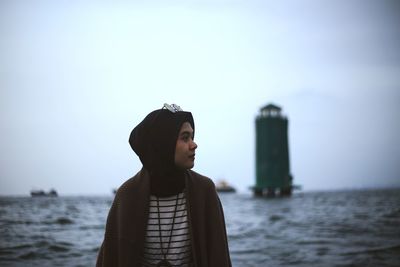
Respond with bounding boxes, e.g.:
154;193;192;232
0;188;399;267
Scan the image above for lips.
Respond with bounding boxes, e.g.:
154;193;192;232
189;154;195;160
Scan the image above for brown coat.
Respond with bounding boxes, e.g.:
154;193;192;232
96;168;232;267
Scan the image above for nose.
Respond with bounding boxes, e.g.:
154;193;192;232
190;140;197;150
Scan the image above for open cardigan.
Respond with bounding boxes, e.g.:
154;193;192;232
96;168;232;267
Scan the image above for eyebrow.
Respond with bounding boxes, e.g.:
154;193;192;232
180;131;193;137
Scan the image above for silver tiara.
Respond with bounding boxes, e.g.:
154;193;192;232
163;103;183;113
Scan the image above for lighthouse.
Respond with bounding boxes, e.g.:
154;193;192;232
253;103;293;197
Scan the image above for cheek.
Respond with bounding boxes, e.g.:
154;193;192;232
175;144;185;158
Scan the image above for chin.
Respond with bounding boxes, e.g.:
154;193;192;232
176;163;194;170
186;163;194;170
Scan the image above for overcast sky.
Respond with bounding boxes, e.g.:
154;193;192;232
1;0;399;195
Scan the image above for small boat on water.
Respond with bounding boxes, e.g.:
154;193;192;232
215;180;236;193
30;189;58;197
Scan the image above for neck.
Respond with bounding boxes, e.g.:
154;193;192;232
149;168;186;197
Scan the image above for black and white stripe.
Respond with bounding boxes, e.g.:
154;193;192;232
141;192;192;267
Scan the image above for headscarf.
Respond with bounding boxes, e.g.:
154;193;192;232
129;108;195;196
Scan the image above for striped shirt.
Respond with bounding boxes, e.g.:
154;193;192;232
141;192;192;267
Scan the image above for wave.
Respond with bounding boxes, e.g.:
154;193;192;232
1;217;74;226
48;244;70;252
42;217;74;225
14;241;75;260
54;217;74;225
296;239;331;245
269;214;284;222
341;244;400;256
79;224;104;230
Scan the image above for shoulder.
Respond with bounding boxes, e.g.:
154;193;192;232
187;169;216;191
115;168;149;200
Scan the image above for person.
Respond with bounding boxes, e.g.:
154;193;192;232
96;104;231;267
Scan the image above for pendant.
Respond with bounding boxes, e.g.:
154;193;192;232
156;259;172;267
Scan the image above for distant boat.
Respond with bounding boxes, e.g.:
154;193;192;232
30;189;58;197
215;180;236;193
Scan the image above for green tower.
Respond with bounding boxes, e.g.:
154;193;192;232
253;103;293;197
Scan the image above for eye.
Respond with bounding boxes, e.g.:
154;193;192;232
181;135;190;142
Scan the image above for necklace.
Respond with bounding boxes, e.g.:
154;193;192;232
156;194;179;267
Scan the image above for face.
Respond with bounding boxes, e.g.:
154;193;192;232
175;122;197;170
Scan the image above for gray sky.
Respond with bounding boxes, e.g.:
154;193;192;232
1;0;400;195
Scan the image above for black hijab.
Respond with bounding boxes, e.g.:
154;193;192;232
129;108;194;196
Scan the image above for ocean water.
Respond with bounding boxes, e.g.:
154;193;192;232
0;189;399;267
